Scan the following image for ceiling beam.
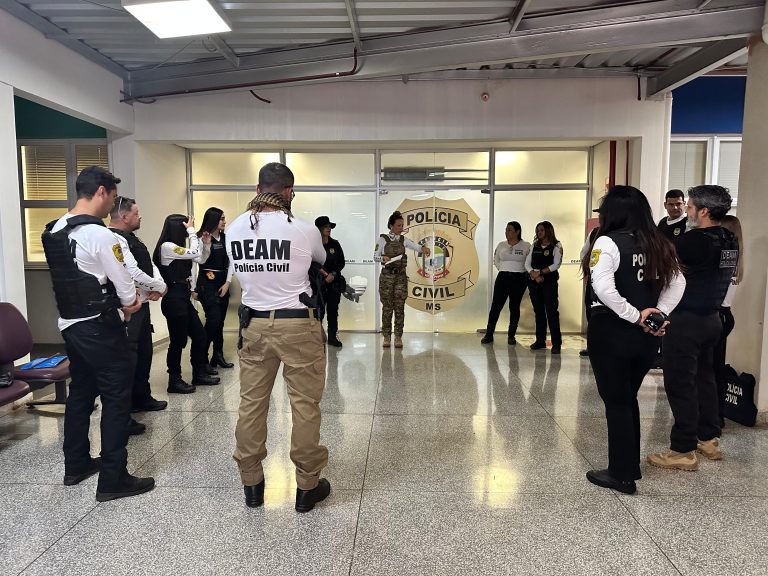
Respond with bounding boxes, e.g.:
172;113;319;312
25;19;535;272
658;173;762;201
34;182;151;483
508;0;533;32
122;4;763;100
343;0;363;53
369;68;645;81
206;35;240;68
647;37;748;96
0;0;127;78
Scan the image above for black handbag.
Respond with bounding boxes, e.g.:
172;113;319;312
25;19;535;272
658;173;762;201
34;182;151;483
723;365;758;427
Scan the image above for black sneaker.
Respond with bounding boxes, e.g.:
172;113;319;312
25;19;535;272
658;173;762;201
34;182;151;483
202;363;219;376
295;478;331;513
551;346;561;355
327;337;343;348
530;342;547;351
480;335;493;344
96;474;155;502
586;469;636;495
507;336;517;346
132;397;168;412
63;457;101;486
579;349;590;357
128;418;146;436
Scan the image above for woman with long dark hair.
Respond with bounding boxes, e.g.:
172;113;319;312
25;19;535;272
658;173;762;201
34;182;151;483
195;207;234;368
153;214;219;394
481;221;531;346
525;221;563;353
714;215;743;426
582;185;685;494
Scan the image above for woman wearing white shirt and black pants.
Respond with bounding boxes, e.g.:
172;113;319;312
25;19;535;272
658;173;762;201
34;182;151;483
584;186;685;494
481;221;531;346
152;214;219;394
525;221;563;353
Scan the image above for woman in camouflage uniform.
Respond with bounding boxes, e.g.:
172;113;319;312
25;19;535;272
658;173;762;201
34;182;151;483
374;210;430;348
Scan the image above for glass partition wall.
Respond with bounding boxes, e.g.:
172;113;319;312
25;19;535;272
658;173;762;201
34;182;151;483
188;147;590;334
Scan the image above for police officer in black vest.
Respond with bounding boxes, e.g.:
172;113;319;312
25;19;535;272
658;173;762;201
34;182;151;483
315;216;346;348
525;221;563;354
583;186;685;494
195;207;234;369
657;189;687;241
109;196;168;416
43;166;155;502
648;185;738;472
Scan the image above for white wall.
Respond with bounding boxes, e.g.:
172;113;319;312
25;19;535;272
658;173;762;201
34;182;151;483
0;10;133;133
132;142;189;342
731;41;768;412
0;84;25;315
129;78;669;214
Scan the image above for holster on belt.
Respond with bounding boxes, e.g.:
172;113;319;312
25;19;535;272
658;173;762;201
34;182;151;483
237;304;251;350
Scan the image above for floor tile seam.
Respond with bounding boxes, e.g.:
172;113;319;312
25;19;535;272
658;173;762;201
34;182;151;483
15;498;102;576
133;409;209;475
548;414;600;470
614;491;685;576
348;367;383;576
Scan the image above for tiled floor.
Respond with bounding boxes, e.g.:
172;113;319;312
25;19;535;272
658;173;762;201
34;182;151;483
1;332;767;576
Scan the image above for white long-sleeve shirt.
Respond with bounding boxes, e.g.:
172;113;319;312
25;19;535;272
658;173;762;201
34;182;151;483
589;235;686;324
113;232;167;303
524;243;563;273
494;240;531;272
159;228;210;288
52;213;138;331
373;233;423;262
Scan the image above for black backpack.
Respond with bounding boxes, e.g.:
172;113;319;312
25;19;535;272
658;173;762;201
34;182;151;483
723;365;758;427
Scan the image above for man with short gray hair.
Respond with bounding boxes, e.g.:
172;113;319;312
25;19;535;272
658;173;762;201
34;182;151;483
648;185;738;471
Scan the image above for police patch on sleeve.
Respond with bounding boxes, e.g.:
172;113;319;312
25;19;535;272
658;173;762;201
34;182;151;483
589;249;601;268
112;243;124;263
173;246;187;256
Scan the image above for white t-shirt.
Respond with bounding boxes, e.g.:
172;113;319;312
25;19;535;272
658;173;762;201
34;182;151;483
226;210;326;310
494;240;531;273
51;213;137;331
589;235;686;324
722;279;738;308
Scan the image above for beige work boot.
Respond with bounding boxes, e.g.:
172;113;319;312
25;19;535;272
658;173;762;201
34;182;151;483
383;337;391;348
647;449;699;471
697;438;722;461
394;337;403;349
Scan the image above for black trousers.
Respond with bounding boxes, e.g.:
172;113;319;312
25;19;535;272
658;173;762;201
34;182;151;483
198;277;230;355
161;285;208;376
125;303;154;407
588;311;658;481
713;306;735;425
485;271;527;337
62;315;131;492
528;273;562;346
662;309;723;453
320;284;342;338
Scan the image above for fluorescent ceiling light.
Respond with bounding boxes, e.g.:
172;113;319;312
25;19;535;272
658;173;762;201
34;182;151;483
122;0;231;39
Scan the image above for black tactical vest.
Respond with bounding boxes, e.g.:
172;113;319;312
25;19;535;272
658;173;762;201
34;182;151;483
204;233;229;271
678;226;738;313
42;215;120;320
159;257;193;287
658;216;687;242
110;228;153;276
530;243;556;270
589;232;660;313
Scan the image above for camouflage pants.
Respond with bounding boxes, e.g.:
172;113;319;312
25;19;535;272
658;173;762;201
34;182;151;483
380;271;408;337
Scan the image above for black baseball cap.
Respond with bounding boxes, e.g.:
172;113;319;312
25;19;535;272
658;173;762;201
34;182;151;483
315;216;336;229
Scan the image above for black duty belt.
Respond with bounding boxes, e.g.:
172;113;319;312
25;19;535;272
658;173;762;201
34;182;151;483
248;308;319;319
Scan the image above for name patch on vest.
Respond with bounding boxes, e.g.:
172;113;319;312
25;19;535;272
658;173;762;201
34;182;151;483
720;250;738;269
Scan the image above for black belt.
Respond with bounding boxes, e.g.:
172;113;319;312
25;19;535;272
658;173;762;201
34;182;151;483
248;308;319;319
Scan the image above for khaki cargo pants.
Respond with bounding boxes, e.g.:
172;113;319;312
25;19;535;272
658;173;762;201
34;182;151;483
233;313;327;491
